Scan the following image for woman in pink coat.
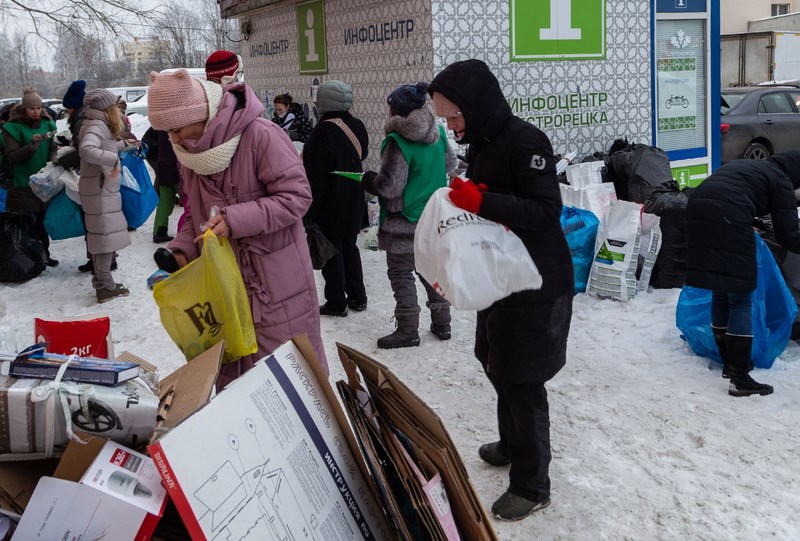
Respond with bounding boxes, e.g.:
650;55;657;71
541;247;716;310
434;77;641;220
147;69;327;388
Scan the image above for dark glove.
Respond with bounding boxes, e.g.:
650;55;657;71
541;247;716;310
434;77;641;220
154;247;180;273
361;170;378;194
448;178;487;214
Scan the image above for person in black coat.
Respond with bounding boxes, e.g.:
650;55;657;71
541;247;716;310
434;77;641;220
428;59;573;521
685;151;800;397
302;80;369;316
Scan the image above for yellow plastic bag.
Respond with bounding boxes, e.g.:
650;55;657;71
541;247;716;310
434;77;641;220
153;230;257;364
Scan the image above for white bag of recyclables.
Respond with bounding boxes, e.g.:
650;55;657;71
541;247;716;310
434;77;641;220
29;163;66;202
559;182;617;223
587;199;642;301
414;188;542;311
0;375;158;459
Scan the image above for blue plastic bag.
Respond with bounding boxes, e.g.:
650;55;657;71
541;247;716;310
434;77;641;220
676;232;797;369
119;145;158;229
44;190;85;240
0;186;6;212
560;206;600;294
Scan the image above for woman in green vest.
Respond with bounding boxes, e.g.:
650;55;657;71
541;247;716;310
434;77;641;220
362;82;458;349
1;87;58;266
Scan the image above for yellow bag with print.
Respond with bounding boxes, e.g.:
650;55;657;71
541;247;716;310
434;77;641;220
153;230;257;364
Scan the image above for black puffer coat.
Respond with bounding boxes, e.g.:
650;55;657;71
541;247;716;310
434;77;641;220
428;59;573;383
685;152;800;293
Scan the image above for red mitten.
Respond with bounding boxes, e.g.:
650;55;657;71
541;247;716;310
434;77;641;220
448;180;487;214
449;176;469;190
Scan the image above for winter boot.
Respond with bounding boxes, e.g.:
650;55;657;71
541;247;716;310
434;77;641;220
711;325;731;379
377;310;420;349
491;491;551;521
479;441;511;466
153;226;174;244
726;334;773;397
96;284;130;304
428;301;452;340
78;259;94;273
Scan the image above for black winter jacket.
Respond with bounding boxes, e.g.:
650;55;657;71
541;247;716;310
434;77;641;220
685;152;800;292
302;111;369;238
429;59;573;383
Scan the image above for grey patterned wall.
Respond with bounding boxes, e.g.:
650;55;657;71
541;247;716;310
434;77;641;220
239;0;652;164
242;0;434;171
432;1;652;157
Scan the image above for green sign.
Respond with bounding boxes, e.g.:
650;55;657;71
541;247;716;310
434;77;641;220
297;0;327;74
672;163;708;188
510;0;606;61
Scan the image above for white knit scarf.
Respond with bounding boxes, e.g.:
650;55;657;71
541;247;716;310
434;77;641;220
172;79;242;176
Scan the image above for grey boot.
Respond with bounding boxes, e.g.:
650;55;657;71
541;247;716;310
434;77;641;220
428;301;452;340
711;325;731;379
377;310;420;349
726;334;773;397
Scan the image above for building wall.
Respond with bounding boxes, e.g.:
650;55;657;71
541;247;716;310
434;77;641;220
721;0;782;33
431;1;652;158
241;0;433;170
748;11;800;31
237;0;653;164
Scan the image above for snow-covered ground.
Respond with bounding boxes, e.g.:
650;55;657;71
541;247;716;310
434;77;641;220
1;115;799;539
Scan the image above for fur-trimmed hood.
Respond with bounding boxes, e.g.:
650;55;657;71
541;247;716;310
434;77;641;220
384;107;439;145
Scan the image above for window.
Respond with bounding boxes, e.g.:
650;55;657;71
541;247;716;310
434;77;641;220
758;93;794;113
789;90;800;109
772;3;791;16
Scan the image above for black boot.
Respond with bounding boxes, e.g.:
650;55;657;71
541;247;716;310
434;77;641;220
153;226;174;244
428;301;452;340
78;259;94;273
377;310;420;349
726;334;773;397
711;325;731;379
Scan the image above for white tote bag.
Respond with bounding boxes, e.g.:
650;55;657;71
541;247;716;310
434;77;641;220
414;188;542;311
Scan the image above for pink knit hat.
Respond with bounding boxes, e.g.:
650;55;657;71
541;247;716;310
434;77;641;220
147;70;209;131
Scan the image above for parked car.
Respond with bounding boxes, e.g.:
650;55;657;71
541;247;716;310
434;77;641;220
721;85;800;163
42;99;66;119
125;91;148;117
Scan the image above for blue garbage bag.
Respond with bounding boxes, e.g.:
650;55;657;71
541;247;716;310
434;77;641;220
0;186;6;212
676;232;797;369
119;144;158;229
44;190;85;240
560;205;600;294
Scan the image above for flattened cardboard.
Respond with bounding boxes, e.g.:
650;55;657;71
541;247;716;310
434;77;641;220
336;342;499;541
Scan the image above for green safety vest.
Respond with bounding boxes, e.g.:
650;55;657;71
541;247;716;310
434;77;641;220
2;118;56;189
379;124;448;223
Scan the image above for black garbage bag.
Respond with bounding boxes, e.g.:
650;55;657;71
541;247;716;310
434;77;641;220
608;145;674;203
0;212;47;283
644;181;689;289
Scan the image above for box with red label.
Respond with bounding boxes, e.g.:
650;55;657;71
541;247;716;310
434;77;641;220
12;439;167;541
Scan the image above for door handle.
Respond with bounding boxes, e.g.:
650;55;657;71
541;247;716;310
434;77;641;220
764;119;774;125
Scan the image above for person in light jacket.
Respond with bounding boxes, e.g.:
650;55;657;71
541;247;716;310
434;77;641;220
147;69;327;389
78;89;132;303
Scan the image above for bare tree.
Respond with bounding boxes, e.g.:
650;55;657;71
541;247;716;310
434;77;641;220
2;0;158;42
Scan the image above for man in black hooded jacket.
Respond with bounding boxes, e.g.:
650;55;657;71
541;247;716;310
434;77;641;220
428;59;573;521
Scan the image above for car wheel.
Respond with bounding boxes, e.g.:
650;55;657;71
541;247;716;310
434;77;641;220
743;142;770;160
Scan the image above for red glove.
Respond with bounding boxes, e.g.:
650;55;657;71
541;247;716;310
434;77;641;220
448;179;487;214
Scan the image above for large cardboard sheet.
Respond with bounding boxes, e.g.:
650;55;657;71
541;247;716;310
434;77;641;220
149;340;391;541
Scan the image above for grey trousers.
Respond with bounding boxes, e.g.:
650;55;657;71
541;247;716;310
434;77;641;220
91;252;117;290
386;252;448;321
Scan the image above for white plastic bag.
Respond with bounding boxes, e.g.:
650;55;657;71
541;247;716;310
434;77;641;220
120;165;140;192
29;163;66;202
414;188;542;311
363;225;378;251
636;213;662;294
59;168;81;205
559;183;617;223
587;200;641;301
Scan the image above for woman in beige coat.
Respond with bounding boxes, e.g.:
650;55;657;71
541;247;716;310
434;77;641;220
79;89;131;303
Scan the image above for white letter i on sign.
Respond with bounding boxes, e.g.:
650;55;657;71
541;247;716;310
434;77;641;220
540;0;582;41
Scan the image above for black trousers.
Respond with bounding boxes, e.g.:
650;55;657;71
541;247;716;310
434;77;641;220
320;230;366;310
33;210;50;258
483;365;552;502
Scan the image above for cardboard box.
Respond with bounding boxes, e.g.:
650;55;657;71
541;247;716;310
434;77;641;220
336;342;499;540
0;375;158;460
148;337;392;540
0;342;223;524
12;439;168;541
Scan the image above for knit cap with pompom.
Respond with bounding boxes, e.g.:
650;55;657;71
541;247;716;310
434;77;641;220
21;87;43;108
